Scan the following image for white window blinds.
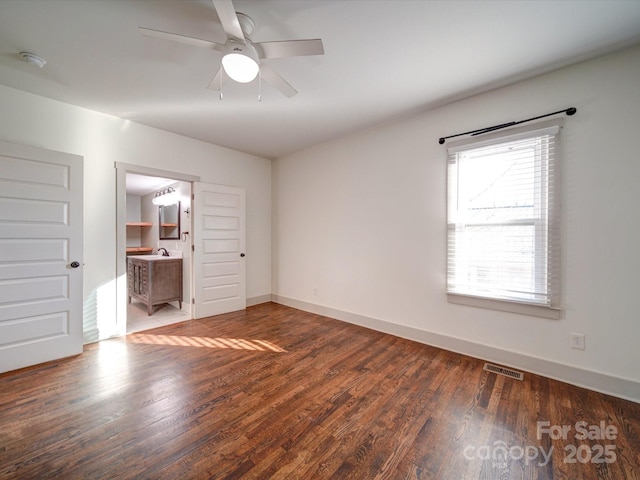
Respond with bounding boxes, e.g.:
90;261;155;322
447;123;561;310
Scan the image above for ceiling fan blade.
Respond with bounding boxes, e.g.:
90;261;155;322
254;39;324;59
259;64;297;98
212;0;245;44
140;27;225;52
206;67;227;91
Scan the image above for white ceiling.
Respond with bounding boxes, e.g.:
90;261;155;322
126;173;177;197
1;0;640;160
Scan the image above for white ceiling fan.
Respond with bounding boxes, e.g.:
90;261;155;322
140;0;324;97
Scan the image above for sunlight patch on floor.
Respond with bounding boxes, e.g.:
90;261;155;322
127;333;287;352
127;301;189;334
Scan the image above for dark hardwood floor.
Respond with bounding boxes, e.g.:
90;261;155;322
1;302;639;479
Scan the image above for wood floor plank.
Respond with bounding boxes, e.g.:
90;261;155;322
1;302;639;479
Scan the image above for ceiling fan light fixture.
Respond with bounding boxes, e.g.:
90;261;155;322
222;44;259;83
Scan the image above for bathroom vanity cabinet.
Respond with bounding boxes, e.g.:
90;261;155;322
127;256;183;315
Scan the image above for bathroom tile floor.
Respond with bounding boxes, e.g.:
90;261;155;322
126;300;190;334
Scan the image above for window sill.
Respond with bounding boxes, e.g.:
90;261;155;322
447;293;561;319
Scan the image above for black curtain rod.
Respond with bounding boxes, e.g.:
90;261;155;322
438;107;577;145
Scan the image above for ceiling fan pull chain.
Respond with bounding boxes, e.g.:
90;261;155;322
220;65;224;100
258;70;262;102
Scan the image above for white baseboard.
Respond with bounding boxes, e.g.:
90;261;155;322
271;294;640;404
247;294;272;307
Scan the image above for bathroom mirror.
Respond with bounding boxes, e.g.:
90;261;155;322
159;202;180;240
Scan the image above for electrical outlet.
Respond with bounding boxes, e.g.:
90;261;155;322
570;333;585;350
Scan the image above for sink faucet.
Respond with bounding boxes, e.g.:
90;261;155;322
157;247;169;257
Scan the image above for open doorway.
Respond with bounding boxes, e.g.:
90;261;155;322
116;163;200;335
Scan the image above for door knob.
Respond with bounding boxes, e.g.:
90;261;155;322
70;261;80;268
240;253;245;257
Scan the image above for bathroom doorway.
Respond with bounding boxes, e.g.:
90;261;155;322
116;163;200;335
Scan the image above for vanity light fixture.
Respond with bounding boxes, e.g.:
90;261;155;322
151;187;179;206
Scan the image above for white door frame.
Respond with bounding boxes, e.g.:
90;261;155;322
115;162;199;335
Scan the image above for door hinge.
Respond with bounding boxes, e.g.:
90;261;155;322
192;245;195;252
192;298;195;304
192;193;195;200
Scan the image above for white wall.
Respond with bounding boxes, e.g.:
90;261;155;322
273;45;640;401
0;84;272;343
125;194;142;248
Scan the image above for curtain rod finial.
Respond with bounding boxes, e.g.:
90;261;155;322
567;107;577;116
438;137;445;145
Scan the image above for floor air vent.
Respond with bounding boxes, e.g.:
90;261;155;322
483;363;524;381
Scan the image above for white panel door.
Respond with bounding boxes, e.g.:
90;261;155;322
193;183;246;319
0;140;83;373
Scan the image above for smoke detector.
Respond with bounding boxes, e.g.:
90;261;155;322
20;52;46;68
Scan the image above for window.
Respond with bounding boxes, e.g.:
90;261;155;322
446;121;561;318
